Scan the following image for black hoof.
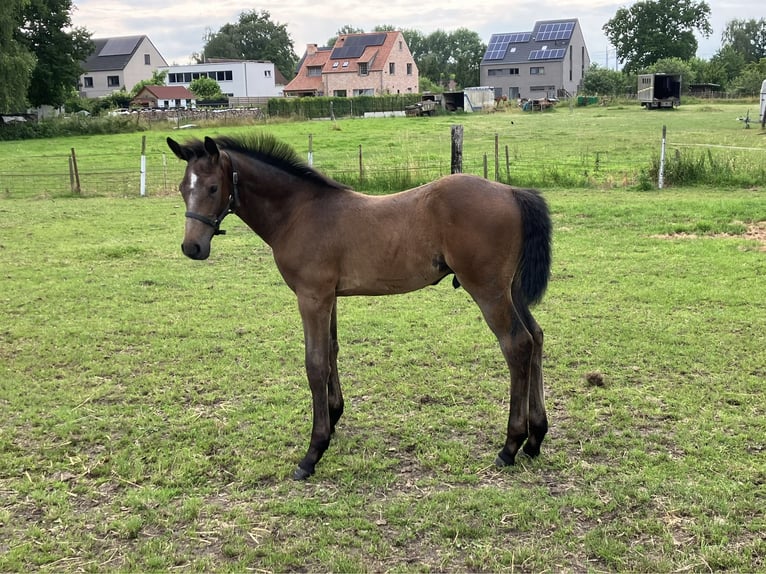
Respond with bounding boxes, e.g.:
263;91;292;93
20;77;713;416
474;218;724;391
522;442;541;458
495;449;515;467
292;465;314;481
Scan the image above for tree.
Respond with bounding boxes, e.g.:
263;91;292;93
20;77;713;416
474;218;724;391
189;76;224;100
16;0;93;108
201;10;298;80
130;69;168;97
707;45;747;89
643;57;697;89
0;0;35;113
402;28;485;89
730;57;766;96
603;0;712;74
721;19;766;64
582;64;631;96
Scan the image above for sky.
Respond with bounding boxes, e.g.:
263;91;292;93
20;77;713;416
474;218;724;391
70;0;757;70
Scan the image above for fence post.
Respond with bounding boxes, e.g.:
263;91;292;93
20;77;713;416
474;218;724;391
308;134;314;166
358;144;364;184
140;135;147;197
494;133;500;181
659;125;667;189
70;148;81;194
450;125;463;174
505;145;511;184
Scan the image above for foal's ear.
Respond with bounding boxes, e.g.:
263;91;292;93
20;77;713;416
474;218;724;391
204;136;221;160
166;137;188;161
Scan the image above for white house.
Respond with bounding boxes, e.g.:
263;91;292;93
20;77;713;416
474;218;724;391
159;59;284;103
80;35;167;98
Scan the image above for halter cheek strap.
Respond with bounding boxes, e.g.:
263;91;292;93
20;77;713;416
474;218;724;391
185;153;240;236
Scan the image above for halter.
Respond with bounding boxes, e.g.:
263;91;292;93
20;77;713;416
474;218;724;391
185;152;240;236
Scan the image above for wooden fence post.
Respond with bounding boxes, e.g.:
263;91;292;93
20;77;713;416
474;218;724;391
450;125;463;174
70;148;81;194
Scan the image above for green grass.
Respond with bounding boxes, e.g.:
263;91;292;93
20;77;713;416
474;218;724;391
1;182;764;571
2;100;765;197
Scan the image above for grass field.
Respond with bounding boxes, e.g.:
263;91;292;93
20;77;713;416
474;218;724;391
1;100;765;196
1;107;765;571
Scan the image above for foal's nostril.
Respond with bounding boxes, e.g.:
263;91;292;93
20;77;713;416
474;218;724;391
181;242;200;258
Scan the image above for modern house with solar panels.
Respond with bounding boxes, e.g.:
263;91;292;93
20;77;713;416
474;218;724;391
285;31;418;97
79;36;167;98
480;19;590;101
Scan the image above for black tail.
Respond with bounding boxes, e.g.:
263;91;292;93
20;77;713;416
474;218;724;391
513;188;552;306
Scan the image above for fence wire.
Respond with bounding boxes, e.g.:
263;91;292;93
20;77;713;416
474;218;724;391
2;137;763;198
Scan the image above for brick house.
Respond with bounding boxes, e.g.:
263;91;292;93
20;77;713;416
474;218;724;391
285;31;419;97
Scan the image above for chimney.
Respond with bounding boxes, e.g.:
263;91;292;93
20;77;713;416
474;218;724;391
306;44;318;56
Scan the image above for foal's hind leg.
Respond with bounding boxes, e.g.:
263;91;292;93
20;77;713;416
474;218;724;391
462;281;535;466
328;302;344;433
516;300;547;458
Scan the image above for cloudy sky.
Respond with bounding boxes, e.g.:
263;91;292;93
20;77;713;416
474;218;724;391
71;0;751;70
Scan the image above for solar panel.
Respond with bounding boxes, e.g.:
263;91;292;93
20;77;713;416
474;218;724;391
331;33;387;60
528;48;566;60
99;37;140;57
485;31;532;60
535;21;574;41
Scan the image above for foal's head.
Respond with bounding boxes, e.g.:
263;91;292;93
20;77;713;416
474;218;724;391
167;136;236;260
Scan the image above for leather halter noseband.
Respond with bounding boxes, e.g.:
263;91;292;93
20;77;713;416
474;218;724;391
185;152;240;236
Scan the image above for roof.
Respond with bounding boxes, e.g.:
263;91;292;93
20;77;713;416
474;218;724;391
133;85;195;100
81;35;166;72
285;31;404;94
482;19;579;65
283;45;332;94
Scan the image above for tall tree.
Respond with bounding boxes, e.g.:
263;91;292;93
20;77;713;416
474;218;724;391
201;10;298;80
0;0;35;113
17;0;92;108
603;0;712;74
447;28;485;89
721;18;766;64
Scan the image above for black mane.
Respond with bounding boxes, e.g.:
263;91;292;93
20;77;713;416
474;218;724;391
184;133;349;191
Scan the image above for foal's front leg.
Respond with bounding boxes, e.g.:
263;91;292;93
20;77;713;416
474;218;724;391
294;293;335;480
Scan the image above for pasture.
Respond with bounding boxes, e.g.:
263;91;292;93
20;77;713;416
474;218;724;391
1;105;765;571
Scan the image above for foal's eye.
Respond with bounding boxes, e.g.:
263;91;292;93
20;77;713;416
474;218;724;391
209;185;218;195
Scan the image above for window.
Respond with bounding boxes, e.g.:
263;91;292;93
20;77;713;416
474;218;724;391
406;63;413;75
168;73;176;83
144;54;151;65
183;72;192;82
358;62;368;75
192;72;200;80
264;70;272;78
308;66;322;77
353;88;374;96
83;77;93;88
510;68;519;75
107;75;120;87
389;62;395;75
333;90;347;97
530;67;545;75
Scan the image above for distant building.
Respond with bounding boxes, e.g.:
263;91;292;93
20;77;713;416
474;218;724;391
159;59;285;104
285;31;419;97
79;35;167;98
480;19;590;100
131;85;196;109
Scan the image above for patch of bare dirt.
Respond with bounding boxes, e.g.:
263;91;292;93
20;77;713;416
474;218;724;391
652;221;766;251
